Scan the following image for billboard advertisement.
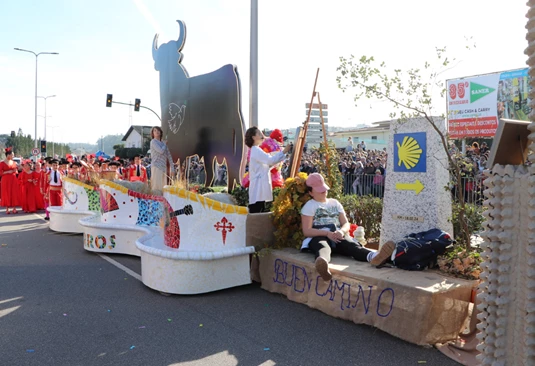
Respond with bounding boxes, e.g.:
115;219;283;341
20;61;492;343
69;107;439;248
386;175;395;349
447;68;531;139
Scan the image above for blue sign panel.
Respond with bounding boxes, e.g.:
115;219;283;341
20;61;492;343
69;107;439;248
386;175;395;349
393;132;426;173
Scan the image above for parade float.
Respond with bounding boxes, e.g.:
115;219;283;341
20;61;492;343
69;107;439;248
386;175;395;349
46;19;484;351
76;179;254;294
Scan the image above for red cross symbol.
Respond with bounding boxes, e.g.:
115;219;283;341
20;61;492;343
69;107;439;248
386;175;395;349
214;217;235;244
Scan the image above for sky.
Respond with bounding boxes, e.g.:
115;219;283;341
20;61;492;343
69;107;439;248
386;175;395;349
0;0;529;145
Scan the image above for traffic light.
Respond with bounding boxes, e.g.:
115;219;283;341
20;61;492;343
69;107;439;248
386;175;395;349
40;140;47;153
10;131;15;138
106;94;113;107
134;98;141;112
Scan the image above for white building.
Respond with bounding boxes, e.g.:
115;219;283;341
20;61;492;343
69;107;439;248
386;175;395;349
122;125;152;149
330;120;390;150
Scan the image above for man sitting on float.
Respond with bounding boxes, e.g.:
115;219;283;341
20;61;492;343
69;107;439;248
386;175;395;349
301;173;395;281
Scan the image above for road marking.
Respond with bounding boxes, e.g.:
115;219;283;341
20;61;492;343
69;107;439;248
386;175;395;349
98;254;142;282
33;213;47;222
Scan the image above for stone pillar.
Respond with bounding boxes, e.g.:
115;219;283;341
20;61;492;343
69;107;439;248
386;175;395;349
379;117;452;246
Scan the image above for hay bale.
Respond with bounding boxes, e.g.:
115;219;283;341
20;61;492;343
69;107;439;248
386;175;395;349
112;180;155;196
202;192;237;205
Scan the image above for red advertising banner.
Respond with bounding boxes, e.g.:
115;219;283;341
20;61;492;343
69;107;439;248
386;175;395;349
447;68;530;139
448;116;498;138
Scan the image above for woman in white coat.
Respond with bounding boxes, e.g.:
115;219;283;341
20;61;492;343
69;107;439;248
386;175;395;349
245;127;291;213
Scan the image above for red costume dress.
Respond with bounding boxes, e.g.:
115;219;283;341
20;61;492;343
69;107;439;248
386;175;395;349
33;170;45;210
45;169;64;207
127;164;148;182
0;160;20;208
19;170;37;213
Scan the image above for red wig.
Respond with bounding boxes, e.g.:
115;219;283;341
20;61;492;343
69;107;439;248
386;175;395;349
269;129;284;143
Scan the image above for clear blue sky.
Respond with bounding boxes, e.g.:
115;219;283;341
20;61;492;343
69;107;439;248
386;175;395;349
0;0;529;145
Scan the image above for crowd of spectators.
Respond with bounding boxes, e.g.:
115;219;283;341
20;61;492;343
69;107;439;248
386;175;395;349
181;138;491;205
449;141;490;204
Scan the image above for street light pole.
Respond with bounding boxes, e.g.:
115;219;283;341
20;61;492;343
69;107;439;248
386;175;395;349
249;0;258;128
38;95;56;141
14;48;59;148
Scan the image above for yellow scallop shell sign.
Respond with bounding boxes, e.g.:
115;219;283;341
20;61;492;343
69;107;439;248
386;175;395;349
394;133;426;172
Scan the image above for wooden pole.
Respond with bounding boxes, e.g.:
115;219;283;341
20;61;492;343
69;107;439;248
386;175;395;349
317;92;330;184
290;68;320;177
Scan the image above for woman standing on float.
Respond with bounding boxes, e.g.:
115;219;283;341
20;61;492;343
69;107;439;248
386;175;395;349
150;126;176;191
244;126;291;213
0;148;20;214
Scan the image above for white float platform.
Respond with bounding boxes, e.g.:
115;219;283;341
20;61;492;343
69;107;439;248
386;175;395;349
136;229;254;294
48;177;101;233
75;181;256;295
49;206;96;233
79;214;143;257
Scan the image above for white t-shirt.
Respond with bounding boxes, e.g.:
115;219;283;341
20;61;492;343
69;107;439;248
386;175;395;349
300;198;345;249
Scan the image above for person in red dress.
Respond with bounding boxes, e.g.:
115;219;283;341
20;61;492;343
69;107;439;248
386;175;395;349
42;157;52;219
19;161;38;213
33;161;45;210
44;159;64;214
0;147;21;214
127;155;148;183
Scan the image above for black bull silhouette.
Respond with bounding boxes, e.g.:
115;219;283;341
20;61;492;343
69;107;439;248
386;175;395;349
152;20;246;188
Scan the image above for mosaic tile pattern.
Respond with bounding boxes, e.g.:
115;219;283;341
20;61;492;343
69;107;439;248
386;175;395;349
84;188;101;212
136;198;165;226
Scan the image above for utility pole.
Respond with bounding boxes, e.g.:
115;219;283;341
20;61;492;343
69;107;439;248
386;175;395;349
249;0;258;127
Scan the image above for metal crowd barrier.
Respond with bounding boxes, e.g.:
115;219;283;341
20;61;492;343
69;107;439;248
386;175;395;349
342;174;484;204
184;169;484;205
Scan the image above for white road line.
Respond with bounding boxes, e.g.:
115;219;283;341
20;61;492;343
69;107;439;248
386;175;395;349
97;254;143;282
32;213;47;222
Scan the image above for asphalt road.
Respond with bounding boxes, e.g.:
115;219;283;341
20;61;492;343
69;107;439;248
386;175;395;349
0;212;460;366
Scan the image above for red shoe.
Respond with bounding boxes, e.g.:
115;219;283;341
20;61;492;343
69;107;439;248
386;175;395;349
12;209;18;214
6;210;11;215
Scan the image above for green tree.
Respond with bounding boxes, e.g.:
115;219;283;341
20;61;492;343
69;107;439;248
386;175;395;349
4;129;34;157
96;134;124;155
313;143;343;200
336;43;475;249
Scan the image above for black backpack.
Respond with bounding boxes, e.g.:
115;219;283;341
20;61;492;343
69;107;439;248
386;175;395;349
392;228;454;271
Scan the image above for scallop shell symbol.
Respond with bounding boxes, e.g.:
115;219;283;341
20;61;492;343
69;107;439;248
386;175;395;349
396;136;423;170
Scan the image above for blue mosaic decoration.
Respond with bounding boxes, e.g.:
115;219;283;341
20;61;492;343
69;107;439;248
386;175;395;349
136;199;165;226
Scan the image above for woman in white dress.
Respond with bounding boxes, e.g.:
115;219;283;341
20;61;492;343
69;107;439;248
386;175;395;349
244;127;291;213
149;126;175;192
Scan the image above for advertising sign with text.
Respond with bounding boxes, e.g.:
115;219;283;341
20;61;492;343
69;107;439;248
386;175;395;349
447;68;531;139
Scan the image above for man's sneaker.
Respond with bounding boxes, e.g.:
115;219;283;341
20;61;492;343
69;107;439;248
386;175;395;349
370;240;395;266
315;257;332;281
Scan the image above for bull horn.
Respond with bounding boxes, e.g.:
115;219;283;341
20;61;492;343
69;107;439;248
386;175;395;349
152;34;159;61
176;20;187;52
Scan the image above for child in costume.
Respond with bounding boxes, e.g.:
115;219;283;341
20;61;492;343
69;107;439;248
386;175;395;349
44;159;64;219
